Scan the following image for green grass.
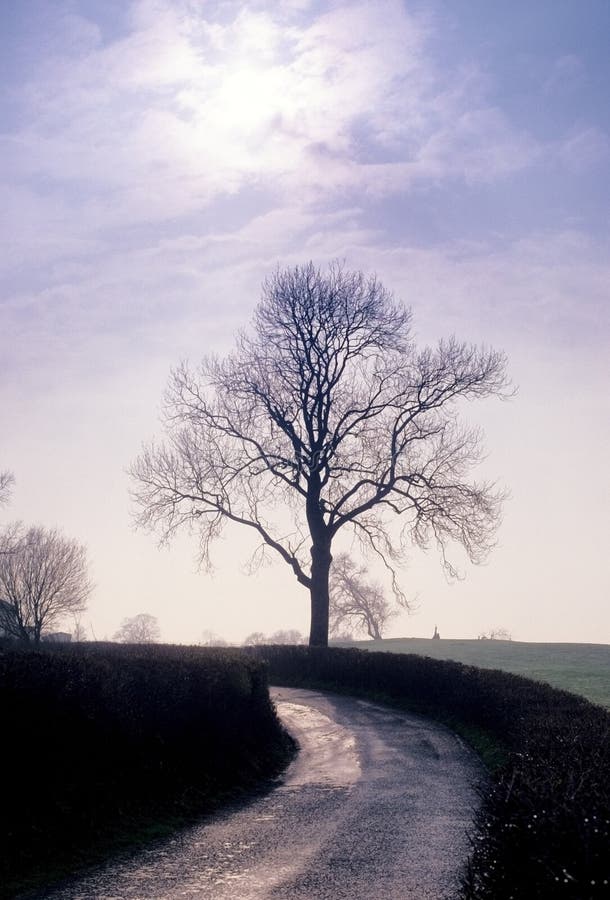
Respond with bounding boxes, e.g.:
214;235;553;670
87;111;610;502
336;638;610;708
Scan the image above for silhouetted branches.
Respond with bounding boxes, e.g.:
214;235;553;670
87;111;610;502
0;471;14;507
0;525;91;643
132;261;510;645
330;553;401;639
114;612;160;643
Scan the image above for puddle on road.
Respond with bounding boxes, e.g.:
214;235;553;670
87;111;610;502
275;700;361;787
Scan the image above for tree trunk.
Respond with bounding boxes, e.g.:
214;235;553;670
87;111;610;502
309;541;332;647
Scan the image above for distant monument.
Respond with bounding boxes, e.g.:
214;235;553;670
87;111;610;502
432;625;440;640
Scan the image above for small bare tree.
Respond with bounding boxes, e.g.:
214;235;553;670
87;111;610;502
114;613;160;644
243;629;305;645
0;525;91;643
199;629;228;646
330;552;399;640
269;629;305;645
478;627;513;641
0;472;19;558
243;631;268;646
0;471;14;507
132;262;510;646
72;617;88;642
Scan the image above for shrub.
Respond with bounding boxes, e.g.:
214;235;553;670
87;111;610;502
0;641;294;896
247;645;609;900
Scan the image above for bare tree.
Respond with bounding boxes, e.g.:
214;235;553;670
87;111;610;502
199;629;228;646
0;471;14;507
0;525;91;643
0;472;19;558
243;631;268;646
72;617;88;642
490;627;512;640
243;629;305;645
131;262;509;646
329;552;399;640
269;629;305;645
114;612;160;644
478;627;513;641
0;522;21;558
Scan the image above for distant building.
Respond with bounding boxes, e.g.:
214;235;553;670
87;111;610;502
432;625;440;640
0;604;73;643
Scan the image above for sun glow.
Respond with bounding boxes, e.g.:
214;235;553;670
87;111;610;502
216;65;286;132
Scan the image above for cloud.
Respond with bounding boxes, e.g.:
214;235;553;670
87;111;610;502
3;184;607;409
368;230;610;354
2;0;606;395
0;198;382;393
1;0;546;272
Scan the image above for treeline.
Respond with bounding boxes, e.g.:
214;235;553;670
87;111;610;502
0;642;294;898
248;645;609;900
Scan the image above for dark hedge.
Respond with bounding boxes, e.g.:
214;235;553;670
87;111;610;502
0;642;294;897
247;644;609;900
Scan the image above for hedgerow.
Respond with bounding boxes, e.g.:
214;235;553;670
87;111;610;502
0;642;294;897
247;645;609;900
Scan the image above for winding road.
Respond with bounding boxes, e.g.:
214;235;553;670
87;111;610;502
42;688;485;899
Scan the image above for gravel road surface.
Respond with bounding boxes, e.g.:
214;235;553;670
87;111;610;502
41;687;485;899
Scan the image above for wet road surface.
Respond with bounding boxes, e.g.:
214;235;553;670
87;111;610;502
41;688;485;899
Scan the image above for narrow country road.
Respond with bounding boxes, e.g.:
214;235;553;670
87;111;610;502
41;688;485;900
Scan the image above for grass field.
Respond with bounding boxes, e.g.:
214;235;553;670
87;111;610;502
339;638;610;708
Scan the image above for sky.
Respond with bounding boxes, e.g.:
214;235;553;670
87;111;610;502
1;0;609;645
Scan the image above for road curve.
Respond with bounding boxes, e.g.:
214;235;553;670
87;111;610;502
42;687;485;900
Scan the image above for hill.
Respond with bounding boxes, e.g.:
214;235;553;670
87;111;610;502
336;638;610;708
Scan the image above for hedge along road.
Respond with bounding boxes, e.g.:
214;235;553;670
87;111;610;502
43;688;485;900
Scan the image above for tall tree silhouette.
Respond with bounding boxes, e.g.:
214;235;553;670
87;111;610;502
132;262;509;646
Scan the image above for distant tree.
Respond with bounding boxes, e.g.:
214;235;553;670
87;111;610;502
329;552;399;640
491;627;511;640
72;617;88;642
243;629;305;645
0;471;14;507
269;629;305;645
478;627;512;641
0;473;19;558
0;521;21;557
243;631;268;646
489;627;512;641
199;629;228;646
114;613;160;644
131;262;510;646
0;525;91;643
